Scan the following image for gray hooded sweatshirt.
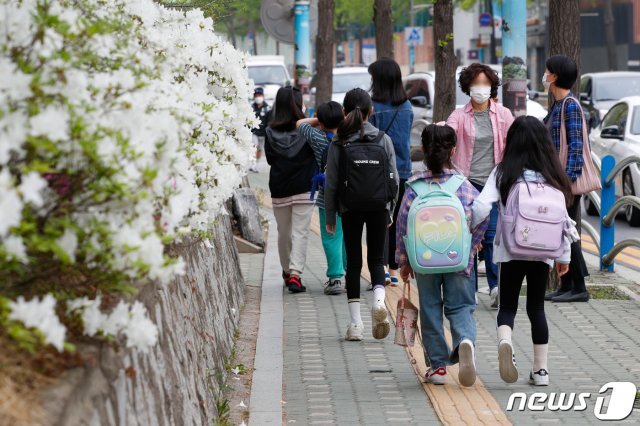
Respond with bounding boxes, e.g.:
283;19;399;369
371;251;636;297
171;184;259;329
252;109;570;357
324;121;399;226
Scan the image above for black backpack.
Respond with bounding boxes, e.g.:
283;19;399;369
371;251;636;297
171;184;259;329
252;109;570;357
338;131;398;212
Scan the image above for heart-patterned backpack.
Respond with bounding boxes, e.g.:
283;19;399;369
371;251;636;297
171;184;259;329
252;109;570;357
403;174;472;274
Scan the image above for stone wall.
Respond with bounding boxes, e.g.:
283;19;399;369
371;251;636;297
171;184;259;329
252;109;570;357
40;215;245;426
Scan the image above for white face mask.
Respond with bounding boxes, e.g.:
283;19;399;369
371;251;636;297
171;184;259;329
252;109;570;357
254;96;264;104
470;85;491;104
542;74;552;90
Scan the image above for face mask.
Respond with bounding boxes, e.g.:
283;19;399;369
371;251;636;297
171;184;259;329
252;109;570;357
254;96;264;104
542;74;552;90
470;85;491;104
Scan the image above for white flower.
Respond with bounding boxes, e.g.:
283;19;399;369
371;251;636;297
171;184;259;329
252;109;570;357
3;235;27;262
29;106;69;141
0;170;23;237
56;229;78;263
8;295;66;352
122;301;158;353
19;172;48;207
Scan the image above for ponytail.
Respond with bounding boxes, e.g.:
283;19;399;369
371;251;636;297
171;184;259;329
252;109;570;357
338;88;372;142
337;106;365;140
421;124;456;175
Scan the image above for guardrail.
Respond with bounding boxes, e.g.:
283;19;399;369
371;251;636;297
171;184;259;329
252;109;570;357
596;155;640;271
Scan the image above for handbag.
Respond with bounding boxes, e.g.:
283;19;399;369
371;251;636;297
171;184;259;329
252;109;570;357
394;281;419;347
558;96;602;195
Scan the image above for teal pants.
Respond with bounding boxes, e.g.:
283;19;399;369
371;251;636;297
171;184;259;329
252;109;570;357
318;207;347;279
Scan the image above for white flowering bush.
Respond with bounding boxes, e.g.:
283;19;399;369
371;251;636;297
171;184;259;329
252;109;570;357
0;0;255;353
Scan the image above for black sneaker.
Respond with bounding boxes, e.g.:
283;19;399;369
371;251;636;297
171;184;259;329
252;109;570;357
323;279;344;295
287;275;306;293
544;289;568;301
552;290;589;303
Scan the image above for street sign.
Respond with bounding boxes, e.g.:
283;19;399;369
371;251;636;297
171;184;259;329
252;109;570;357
404;27;424;47
479;12;492;27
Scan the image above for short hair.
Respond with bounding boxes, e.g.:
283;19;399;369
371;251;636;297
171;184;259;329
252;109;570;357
458;63;501;99
316;101;343;129
545;55;578;90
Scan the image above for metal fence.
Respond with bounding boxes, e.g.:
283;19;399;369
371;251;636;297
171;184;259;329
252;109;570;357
584;154;640;272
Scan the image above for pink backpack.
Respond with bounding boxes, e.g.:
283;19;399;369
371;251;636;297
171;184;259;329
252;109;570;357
496;181;566;259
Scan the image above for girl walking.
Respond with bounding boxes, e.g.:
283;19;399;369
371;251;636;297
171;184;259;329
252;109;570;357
324;88;399;341
265;87;316;293
397;124;488;386
472;116;577;386
368;58;413;288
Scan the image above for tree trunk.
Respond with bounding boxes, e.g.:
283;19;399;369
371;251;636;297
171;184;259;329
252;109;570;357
315;0;334;107
603;0;617;70
373;0;394;59
549;0;581;94
433;0;456;122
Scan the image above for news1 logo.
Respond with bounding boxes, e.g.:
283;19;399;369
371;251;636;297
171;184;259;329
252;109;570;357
506;382;637;421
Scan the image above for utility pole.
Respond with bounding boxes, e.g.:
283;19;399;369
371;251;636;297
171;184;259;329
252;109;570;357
410;0;415;73
501;0;527;117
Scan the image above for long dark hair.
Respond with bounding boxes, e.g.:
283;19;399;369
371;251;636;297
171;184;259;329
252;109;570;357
368;58;408;106
421;124;456;175
337;88;372;141
269;86;305;131
496;116;573;206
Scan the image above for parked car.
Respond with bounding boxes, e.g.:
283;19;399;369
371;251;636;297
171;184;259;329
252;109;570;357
309;65;371;108
579;71;640;130
247;55;291;104
403;65;548;161
588;96;640;226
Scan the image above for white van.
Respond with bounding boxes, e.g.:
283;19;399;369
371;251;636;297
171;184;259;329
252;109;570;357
246;55;292;104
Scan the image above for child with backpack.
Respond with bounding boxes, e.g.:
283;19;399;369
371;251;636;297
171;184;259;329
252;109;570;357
397;124;488;386
472;116;578;386
324;88;399;341
296;101;347;295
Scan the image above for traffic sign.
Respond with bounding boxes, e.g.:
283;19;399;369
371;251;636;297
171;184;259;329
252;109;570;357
404;27;424;47
479;12;492;27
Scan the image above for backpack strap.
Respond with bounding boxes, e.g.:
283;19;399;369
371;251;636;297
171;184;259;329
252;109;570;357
406;179;430;197
440;174;466;195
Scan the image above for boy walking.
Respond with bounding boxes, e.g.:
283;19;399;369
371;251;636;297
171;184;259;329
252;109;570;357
251;88;271;173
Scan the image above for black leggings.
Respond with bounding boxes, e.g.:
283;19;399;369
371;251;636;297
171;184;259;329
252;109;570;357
384;178;407;270
560;195;589;293
342;210;388;300
497;260;549;345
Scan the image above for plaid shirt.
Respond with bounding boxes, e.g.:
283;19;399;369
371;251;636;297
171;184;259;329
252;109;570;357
395;169;489;277
544;94;584;182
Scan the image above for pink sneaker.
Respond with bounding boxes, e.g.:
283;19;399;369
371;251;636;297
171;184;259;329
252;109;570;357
425;367;447;385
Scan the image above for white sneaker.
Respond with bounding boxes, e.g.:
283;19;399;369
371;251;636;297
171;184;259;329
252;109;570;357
371;300;390;339
498;339;519;383
424;367;447;385
490;287;499;309
458;339;477;387
345;323;364;341
529;369;549;386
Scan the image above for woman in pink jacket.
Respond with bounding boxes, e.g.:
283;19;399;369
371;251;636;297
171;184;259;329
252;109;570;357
446;63;514;308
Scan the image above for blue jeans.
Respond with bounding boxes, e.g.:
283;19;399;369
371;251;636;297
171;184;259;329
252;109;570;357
471;182;499;290
416;271;477;369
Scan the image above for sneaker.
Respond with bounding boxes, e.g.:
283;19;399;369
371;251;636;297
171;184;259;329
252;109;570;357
287;275;306;293
425;367;447;385
544;289;568;301
389;276;400;287
458;339;477;387
490;287;499;309
529;369;550;386
345;322;364;341
371;299;390;339
552;290;589;303
324;279;344;295
498;339;519;383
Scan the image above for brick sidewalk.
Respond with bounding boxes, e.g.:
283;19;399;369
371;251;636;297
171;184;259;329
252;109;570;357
248;168;640;425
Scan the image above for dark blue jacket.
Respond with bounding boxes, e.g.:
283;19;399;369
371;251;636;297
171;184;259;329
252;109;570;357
370;100;413;179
